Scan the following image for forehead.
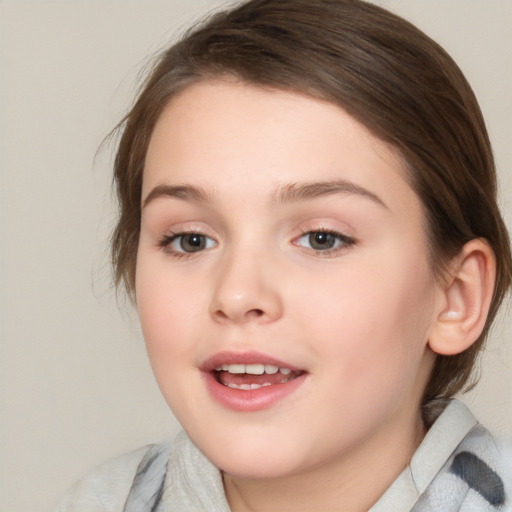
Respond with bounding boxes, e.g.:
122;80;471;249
143;80;419;216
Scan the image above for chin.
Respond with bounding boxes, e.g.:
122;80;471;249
219;459;301;481
197;433;312;481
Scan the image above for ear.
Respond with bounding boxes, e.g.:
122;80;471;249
428;239;496;356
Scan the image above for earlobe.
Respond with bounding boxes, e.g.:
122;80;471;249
428;239;496;356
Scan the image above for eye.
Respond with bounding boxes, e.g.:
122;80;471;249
161;232;217;254
295;230;354;253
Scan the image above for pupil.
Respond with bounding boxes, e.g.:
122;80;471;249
310;232;335;250
181;234;204;252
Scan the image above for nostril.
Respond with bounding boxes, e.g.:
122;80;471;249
247;308;264;317
212;307;265;323
214;310;229;320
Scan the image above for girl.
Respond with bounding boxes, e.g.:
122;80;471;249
58;0;512;510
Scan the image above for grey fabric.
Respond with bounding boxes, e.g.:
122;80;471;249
373;400;511;512
411;421;510;511
161;431;231;511
56;445;151;512
122;432;230;512
123;442;172;512
450;451;505;506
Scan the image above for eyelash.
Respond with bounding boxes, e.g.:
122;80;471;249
157;228;356;259
294;228;356;256
157;231;217;259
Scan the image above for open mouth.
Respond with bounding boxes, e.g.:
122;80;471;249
201;352;307;411
214;363;303;390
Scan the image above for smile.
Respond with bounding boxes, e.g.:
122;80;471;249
214;364;299;390
201;352;307;412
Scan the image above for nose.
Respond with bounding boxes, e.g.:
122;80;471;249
209;250;284;325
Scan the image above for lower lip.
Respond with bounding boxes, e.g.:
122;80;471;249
202;371;307;412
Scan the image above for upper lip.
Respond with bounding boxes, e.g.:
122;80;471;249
200;350;303;372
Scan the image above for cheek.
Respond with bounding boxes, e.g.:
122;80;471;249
295;250;436;384
135;264;208;418
135;257;200;369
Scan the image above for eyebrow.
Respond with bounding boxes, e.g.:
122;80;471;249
273;179;388;209
142;179;388;210
142;184;217;208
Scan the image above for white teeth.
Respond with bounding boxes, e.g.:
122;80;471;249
227;364;245;374
215;364;293;375
245;364;265;375
227;382;273;390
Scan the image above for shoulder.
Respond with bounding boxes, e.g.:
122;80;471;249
496;437;512;464
496;438;512;501
416;401;512;511
55;445;154;512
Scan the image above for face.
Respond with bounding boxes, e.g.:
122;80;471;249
136;81;441;480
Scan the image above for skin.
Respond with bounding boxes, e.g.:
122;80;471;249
136;80;445;511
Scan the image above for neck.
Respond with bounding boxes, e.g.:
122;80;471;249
223;410;426;512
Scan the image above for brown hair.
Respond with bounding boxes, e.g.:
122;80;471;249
111;0;512;402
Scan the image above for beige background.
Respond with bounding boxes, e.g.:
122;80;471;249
0;1;510;511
